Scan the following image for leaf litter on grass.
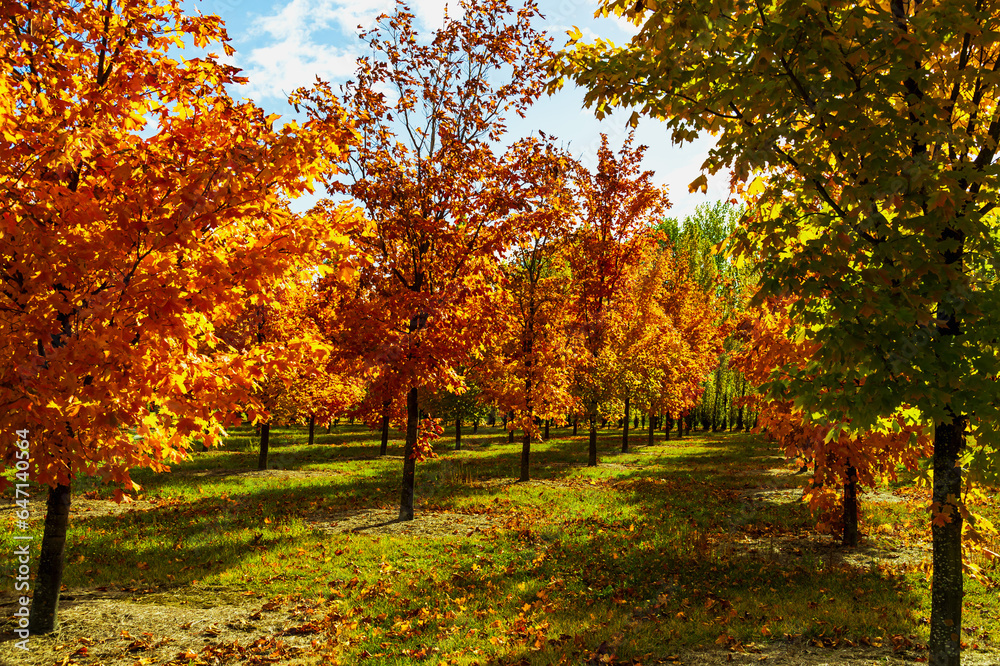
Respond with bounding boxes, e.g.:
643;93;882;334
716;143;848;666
2;428;999;665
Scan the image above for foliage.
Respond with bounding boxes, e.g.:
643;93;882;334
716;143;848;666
567;133;669;424
554;5;1000;658
0;0;355;494
732;296;933;533
553;0;1000;463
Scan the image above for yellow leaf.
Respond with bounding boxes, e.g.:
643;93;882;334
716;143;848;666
688;174;708;193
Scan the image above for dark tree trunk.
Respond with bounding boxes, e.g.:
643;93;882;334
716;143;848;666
455;418;462;451
842;465;859;547
257;423;270;471
664;413;671;441
621;395;630;453
520;431;531;482
543;419;550;441
380;401;390;456
648;411;655;447
588;402;598;467
399;387;419;521
711;367;722;432
308;414;316;446
930;415;966;666
736;378;746;431
473;420;478;433
28;483;71;635
677;414;683;440
507;411;515;443
573;416;578;436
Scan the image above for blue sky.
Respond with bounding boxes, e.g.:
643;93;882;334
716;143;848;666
189;0;731;219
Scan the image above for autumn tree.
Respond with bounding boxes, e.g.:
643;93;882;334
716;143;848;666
0;0;355;633
216;271;364;469
555;2;1000;662
296;0;560;520
643;239;724;442
481;191;579;480
568;133;669;466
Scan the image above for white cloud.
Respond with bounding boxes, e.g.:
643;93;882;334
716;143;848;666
235;0;472;102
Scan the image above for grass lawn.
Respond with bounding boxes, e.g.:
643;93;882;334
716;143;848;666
2;424;999;665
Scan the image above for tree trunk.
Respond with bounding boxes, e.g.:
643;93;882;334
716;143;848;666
380;401;390;456
507;411;514;443
573;416;578;436
677;414;683;440
711;366;722;431
543;419;550;441
621;395;630;453
455;418;462;451
308;414;316;446
257;423;270;471
842;464;859;547
399;387;418;521
736;378;746;431
520;431;531;482
473;420;478;433
929;415;966;666
588;402;598;467
648;411;655;447
28;483;71;634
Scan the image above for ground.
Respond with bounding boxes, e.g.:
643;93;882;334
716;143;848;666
2;426;999;665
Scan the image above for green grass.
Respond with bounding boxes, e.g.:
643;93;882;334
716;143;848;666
4;424;1000;664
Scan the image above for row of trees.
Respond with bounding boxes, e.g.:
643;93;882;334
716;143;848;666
0;0;732;634
554;1;1000;664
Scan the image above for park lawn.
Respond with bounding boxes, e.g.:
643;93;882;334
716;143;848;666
4;424;1000;665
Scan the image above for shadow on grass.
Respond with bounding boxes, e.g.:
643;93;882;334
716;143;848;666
37;428;934;663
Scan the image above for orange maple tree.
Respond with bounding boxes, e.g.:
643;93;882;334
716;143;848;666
620;242;723;448
480;165;579;481
215;268;365;469
295;0;562;520
0;0;355;632
567;132;669;466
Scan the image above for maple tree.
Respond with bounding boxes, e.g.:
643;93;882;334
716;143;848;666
642;236;725;443
480;186;579;481
588;245;679;454
295;0;560;520
0;0;355;633
555;2;1000;661
215;272;364;469
567;133;669;467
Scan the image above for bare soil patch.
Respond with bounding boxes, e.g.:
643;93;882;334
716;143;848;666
0;592;317;666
